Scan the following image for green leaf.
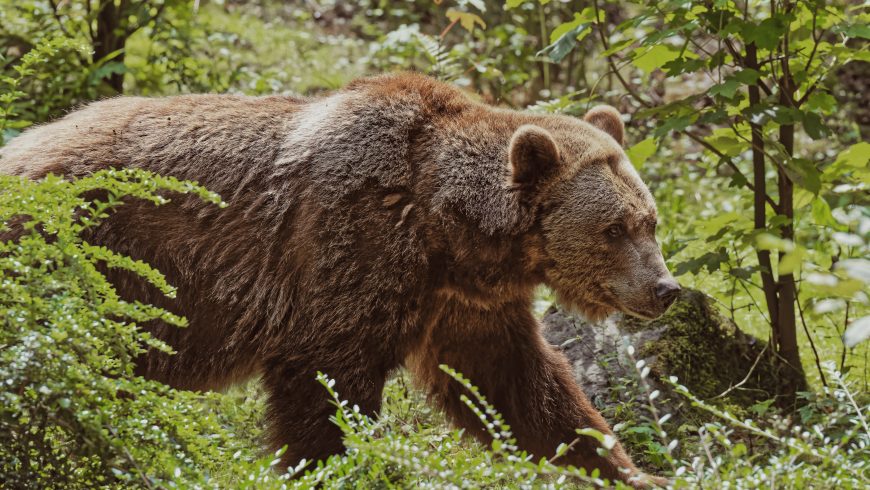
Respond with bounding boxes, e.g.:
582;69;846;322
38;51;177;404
811;198;837;227
708;70;760;99
755;233;792;252
709;79;741;99
504;0;525;9
844;316;870;348
834;142;870;168
805;92;837;113
601;38;634;57
842;24;870;40
539;21;591;62
741;16;788;50
662;57;706;76
802;112;828;140
729;267;755;280
698;211;740;234
632;44;680;73
732;69;761;84
445;9;486;32
654;115;694;138
705;129;747;157
789;158;821;194
549;9;596;43
779;246;805;275
625;138;657;169
5;120;32;129
674;249;729;276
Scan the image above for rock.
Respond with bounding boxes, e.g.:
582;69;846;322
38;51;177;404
541;289;779;413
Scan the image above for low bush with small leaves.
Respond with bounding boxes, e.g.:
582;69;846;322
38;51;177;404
0;169;271;487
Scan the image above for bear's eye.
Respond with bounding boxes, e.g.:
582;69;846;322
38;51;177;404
605;224;624;239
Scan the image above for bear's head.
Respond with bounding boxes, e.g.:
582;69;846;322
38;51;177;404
510;107;679;322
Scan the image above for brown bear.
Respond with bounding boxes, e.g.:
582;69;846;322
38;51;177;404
0;73;679;487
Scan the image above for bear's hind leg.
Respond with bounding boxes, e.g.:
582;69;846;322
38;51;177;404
260;353;390;469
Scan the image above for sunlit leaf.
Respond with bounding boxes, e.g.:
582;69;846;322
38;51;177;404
549;8;596;43
835;259;870;283
539;22;591;62
811;198;837;227
632;44;680;73
625;137;657;169
446;9;486;32
834;142;870;168
844;316;870;348
755;233;792;251
779;247;805;275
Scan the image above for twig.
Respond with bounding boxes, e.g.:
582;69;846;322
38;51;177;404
84;0;95;41
841;302;850;371
737;276;771;326
682;130;779;212
836;372;870;436
795;285;828;387
714;343;769;399
592;0;652;109
803;9;821;73
47;0;73;38
548;436;582;464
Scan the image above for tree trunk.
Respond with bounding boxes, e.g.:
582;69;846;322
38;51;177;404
745;43;779;333
745;42;807;404
776;124;805;397
776;45;806;398
94;0;128;93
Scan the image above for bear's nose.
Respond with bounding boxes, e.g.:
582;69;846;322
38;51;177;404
655;278;681;308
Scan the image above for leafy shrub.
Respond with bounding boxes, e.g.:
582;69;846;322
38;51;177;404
0;36;90;143
0;169;239;487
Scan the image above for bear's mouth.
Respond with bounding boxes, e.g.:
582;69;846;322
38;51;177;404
619;307;657;321
602;286;659;321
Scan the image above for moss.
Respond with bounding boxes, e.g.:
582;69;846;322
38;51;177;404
626;290;780;407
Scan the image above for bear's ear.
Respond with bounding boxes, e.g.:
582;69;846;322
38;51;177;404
583;106;624;146
509;125;561;190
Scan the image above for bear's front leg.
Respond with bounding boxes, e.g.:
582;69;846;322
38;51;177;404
407;300;663;488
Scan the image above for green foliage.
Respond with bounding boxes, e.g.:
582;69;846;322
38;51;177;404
549;0;870;391
290;357;869;490
0;169;236;486
664;364;869;489
0;36;89;143
300;368;615;488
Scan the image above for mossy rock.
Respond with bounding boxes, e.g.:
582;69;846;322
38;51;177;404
541;289;780;411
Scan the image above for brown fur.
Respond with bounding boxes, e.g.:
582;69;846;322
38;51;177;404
0;73;677;487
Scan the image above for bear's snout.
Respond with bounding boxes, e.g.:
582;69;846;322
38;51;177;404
654;277;681;309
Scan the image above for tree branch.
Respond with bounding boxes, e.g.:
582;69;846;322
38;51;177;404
682;129;778;211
